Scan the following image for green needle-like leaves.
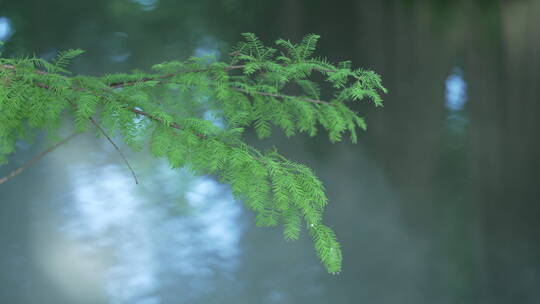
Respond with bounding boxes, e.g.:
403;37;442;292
0;33;386;274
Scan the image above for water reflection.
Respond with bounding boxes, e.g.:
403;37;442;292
203;108;225;129
43;139;243;304
106;32;131;63
193;46;220;61
445;66;469;132
195;38;226;129
130;0;159;12
445;67;467;112
0;17;13;42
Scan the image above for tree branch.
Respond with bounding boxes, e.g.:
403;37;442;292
2;63;330;105
230;87;326;104
0;132;79;185
2;62;328;149
107;65;246;89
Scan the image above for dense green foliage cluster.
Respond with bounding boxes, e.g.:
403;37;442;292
0;33;385;274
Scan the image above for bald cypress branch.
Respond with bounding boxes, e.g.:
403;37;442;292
0;33;386;274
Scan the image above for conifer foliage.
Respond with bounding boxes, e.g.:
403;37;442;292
0;33;386;274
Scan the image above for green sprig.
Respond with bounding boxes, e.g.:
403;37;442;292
0;33;386;274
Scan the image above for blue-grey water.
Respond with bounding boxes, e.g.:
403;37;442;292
1;1;540;303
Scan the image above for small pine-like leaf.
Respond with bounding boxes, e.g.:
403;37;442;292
276;39;300;61
54;49;85;71
228;147;252;170
295;79;321;100
354;116;367;131
310;224;342;274
318;104;347;143
150;127;172;157
327;68;351;88
255;208;280;227
254;118;271;139
74;94;99;131
292;100;317;136
283;207;302;241
299;33;320;60
271;171;291;211
167;140;188;168
243;62;262;75
240;33;267;61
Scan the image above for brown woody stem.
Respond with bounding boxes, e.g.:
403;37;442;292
0;133;79;185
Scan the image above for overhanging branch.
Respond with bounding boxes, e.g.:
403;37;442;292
0;133;79;185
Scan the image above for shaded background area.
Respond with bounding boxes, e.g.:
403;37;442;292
1;0;539;303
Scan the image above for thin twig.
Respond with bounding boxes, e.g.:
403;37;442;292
0;132;79;185
88;117;140;185
65;98;139;185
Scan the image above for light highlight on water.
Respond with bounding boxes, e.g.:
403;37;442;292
445;67;467;111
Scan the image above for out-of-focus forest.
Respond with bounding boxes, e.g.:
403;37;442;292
0;0;539;303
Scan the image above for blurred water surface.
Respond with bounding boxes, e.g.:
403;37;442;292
1;1;539;303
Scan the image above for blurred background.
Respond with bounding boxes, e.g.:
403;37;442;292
0;0;539;303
